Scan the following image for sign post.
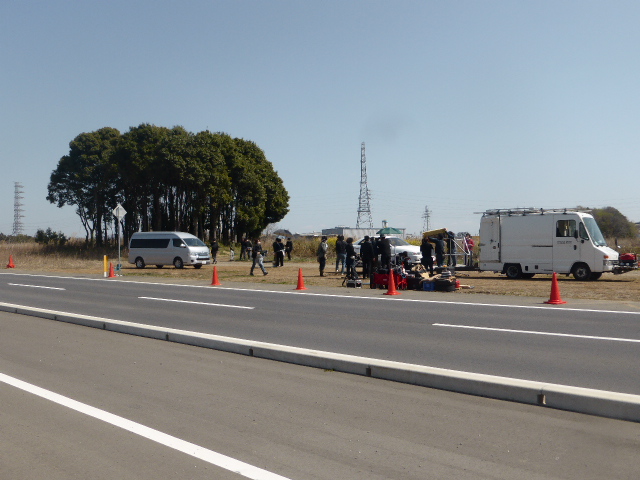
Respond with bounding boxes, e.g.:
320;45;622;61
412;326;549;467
112;204;127;274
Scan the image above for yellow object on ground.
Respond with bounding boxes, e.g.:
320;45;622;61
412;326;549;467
422;228;447;238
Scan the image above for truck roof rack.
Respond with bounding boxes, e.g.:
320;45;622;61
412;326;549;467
476;207;592;217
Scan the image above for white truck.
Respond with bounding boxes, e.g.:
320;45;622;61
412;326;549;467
478;208;634;280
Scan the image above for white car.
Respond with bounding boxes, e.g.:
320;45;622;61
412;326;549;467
353;236;422;264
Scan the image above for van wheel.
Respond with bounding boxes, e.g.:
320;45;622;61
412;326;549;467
505;264;522;279
572;263;591;281
589;272;602;280
194;264;202;269
521;273;535;279
155;265;163;269
135;257;145;269
173;257;184;269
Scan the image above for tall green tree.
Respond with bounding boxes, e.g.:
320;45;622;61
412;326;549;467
188;131;232;239
47;124;289;244
234;138;289;236
47;127;120;245
48;124;289;244
114;124;175;235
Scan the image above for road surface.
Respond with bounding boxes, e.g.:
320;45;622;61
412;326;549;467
2;272;640;394
2;311;639;480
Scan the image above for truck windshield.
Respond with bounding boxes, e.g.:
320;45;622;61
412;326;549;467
583;217;607;247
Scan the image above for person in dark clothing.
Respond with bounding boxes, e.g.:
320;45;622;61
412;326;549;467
360;236;374;279
335;235;347;274
239;237;248;260
397;251;412;270
428;234;446;268
285;238;294;261
378;235;392;270
420;237;434;275
273;237;285;267
345;237;357;278
244;238;254;261
210;239;219;264
250;240;268;276
374;236;382;257
244;238;252;261
372;235;380;270
317;236;328;276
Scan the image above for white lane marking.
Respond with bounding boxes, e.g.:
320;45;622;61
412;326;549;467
0;372;291;480
2;272;640;316
434;323;640;343
8;283;66;290
139;296;254;310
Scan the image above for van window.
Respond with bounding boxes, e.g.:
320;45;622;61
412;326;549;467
556;220;576;238
130;238;170;249
578;222;589;241
183;238;206;247
173;239;186;248
583;217;607;246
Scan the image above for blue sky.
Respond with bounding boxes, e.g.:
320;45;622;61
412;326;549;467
2;1;639;238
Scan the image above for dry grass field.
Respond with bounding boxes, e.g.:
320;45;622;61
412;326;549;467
2;241;639;302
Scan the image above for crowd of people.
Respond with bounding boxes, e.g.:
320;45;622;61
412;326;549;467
211;232;475;279
329;232;475;279
320;233;409;278
237;236;295;276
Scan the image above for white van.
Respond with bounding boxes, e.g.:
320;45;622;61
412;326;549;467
353;236;422;263
478;208;620;280
128;231;211;269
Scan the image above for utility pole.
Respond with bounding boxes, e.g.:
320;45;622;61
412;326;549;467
12;182;25;236
421;205;431;233
356;142;374;229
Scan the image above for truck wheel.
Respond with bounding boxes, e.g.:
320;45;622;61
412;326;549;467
194;264;202;269
135;257;145;269
521;273;535;279
572;263;591;281
173;257;184;269
589;272;602;280
505;264;522;279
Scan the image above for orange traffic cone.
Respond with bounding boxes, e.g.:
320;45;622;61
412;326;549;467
108;262;116;278
384;270;401;296
295;268;307;290
211;266;221;286
6;255;15;268
544;272;566;305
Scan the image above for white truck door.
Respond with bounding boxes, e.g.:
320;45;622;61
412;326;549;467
479;217;500;263
577;221;598;271
552;217;580;274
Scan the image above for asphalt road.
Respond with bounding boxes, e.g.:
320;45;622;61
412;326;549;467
2;311;639;480
2;272;640;395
